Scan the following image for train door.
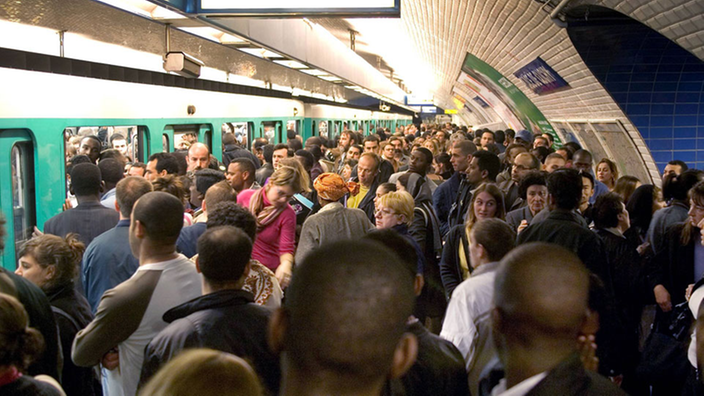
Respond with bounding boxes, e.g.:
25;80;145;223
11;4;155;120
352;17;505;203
262;121;281;144
287;120;300;136
130;126;149;162
171;125;199;151
201;126;213;152
222;122;251;150
318;120;329;140
162;133;170;152
0;131;35;270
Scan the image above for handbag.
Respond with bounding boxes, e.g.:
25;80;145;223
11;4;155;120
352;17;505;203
635;302;692;383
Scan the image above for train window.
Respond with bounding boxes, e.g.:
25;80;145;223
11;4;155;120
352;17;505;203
170;125;199;151
11;142;36;263
63;125;144;164
318;121;328;139
162;134;170;152
262;121;278;144
223;122;251;149
287;120;299;134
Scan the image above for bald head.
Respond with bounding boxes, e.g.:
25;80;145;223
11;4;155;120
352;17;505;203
281;240;415;386
494;242;589;344
187;142;210;171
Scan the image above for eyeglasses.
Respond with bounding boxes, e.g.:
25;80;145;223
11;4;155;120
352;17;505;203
375;208;397;216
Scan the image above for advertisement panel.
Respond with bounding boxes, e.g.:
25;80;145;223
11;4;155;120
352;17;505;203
514;57;570;95
460;53;559;141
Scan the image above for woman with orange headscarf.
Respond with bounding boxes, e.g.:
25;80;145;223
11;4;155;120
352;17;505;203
295;173;375;263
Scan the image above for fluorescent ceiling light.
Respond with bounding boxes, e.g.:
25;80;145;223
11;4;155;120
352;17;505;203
95;0;186;19
273;60;308;69
201;0;395;9
318;75;342;82
176;27;245;45
0;20;60;56
177;27;220;43
239;48;283;59
301;69;329;76
220;33;247;45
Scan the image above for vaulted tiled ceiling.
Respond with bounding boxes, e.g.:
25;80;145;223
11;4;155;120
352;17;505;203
314;0;700;183
322;0;702;112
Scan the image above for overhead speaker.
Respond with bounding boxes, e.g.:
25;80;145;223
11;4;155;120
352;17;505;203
163;52;204;78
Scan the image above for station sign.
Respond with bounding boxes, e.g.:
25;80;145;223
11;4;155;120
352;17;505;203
514;57;570;95
460;52;559;141
192;0;401;16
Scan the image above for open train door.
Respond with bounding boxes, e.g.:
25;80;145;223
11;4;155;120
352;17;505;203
0;130;35;271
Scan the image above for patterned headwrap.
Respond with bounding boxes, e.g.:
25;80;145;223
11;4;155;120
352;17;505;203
314;172;354;202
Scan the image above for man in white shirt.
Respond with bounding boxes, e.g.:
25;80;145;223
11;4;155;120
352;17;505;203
441;218;516;395
72;192;202;396
489;243;625;395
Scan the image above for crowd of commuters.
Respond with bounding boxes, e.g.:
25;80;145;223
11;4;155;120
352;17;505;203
3;122;704;395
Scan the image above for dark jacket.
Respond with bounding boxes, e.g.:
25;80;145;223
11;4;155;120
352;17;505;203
525;353;627;395
350;179;379;224
140;289;280;394
392;224;426;275
433;172;461;236
410;199;446;320
649;222;696;305
176;222;207;258
46;285;98;396
447;176;473;231
596;229;649;331
378;159;395;184
505;206;535;231
43;201;119;247
222;144;261;169
439;224;470;300
517;209;611;292
384;320;469;396
256;163;275;186
0;269;61;381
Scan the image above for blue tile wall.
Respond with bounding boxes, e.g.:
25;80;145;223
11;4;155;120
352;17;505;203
568;17;704;174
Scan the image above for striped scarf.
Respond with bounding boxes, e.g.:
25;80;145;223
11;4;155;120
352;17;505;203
248;187;285;232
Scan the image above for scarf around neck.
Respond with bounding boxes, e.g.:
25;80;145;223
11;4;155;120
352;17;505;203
249;186;286;231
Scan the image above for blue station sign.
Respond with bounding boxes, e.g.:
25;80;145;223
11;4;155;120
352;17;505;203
514;57;570;95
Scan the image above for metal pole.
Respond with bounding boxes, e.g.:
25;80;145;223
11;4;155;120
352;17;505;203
165;23;171;53
549;0;571;28
59;30;65;57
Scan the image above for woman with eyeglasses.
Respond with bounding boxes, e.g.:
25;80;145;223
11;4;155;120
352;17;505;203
375;191;425;275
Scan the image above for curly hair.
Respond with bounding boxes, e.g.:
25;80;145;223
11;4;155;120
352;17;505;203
152;174;187;204
17;234;85;291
